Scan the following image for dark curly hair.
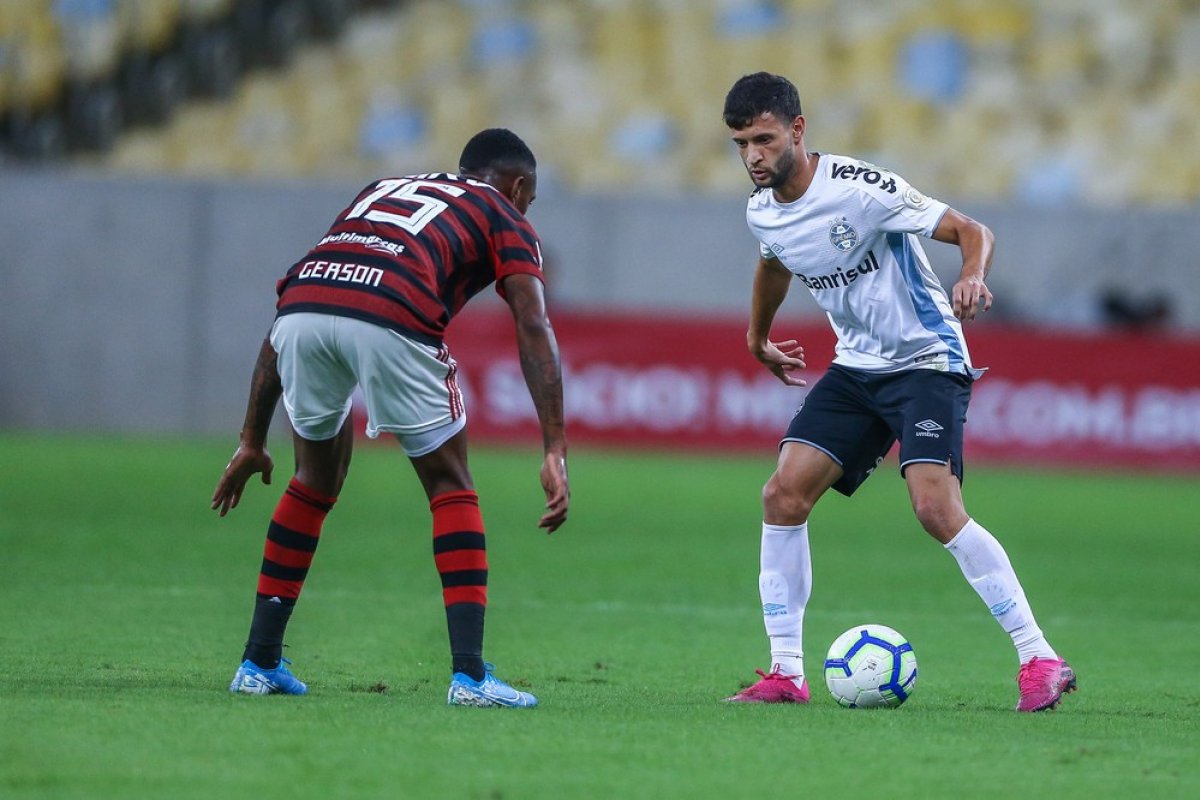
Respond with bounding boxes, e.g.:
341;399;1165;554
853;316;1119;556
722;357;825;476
722;72;802;129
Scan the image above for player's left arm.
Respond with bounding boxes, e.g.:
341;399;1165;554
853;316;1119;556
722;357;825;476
212;335;279;516
931;208;996;322
500;273;570;534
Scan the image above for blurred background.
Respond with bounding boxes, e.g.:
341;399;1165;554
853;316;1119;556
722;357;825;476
7;0;1200;203
1;0;1197;467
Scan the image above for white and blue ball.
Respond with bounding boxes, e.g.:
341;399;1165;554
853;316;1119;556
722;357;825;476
823;624;917;708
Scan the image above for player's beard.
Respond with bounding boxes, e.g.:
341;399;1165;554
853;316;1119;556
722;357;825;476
750;146;797;190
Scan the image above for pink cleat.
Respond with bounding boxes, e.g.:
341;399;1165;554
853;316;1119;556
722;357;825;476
1016;657;1077;712
724;667;811;704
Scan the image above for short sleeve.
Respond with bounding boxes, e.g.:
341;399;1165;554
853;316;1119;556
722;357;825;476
861;170;949;237
490;206;546;299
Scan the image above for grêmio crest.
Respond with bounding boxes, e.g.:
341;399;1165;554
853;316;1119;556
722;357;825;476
829;217;858;252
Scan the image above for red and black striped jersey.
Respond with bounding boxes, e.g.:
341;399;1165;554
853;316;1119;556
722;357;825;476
275;172;544;346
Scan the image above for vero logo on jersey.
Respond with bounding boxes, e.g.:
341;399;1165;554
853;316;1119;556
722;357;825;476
829;162;898;193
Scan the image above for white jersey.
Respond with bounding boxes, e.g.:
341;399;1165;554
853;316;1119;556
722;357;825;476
747;153;982;377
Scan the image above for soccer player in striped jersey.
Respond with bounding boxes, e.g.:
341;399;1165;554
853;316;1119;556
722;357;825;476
720;73;1075;712
212;129;569;708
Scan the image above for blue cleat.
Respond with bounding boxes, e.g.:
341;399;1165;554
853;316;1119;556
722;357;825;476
229;657;308;695
447;663;537;708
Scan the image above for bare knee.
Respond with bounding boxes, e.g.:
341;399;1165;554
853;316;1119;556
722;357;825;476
409;430;473;500
905;463;968;543
291;422;354;498
910;494;967;543
294;463;349;498
762;474;814;525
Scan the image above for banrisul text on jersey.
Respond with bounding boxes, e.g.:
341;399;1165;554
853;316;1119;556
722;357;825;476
796;251;881;291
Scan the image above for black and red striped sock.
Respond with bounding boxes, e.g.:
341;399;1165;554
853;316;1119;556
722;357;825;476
242;478;336;668
431;490;488;681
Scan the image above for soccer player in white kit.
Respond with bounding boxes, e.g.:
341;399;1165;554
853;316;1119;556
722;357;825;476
721;73;1075;712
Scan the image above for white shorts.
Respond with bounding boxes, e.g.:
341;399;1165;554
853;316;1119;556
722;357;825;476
269;313;466;456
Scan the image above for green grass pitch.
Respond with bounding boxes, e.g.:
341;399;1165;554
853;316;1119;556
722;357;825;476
1;433;1197;798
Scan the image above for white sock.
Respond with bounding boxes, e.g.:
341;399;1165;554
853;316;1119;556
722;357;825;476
759;522;812;682
945;519;1057;664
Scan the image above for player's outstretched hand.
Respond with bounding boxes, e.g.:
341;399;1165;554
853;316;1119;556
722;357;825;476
952;276;993;321
212;444;274;517
755;338;807;386
538;451;569;533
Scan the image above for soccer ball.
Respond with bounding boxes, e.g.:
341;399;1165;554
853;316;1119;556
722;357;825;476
823;624;917;708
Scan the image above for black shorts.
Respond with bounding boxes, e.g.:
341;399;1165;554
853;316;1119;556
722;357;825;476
782;364;973;497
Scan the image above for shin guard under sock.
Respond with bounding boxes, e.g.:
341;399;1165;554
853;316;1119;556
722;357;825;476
431;490;488;681
242;478;336;668
760;522;812;677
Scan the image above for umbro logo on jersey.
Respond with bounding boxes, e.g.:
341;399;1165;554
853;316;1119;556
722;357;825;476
914;419;943;438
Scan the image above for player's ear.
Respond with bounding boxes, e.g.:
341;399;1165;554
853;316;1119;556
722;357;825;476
792;115;805;142
507;172;536;214
507;174;525;204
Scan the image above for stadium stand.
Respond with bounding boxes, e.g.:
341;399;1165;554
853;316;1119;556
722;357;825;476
2;0;1199;204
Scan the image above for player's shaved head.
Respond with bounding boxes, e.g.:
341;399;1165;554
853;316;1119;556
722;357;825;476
723;72;803;129
459;128;536;178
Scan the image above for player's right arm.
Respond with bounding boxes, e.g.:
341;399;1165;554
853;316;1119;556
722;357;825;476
211;335;278;516
747;255;807;386
500;273;570;533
